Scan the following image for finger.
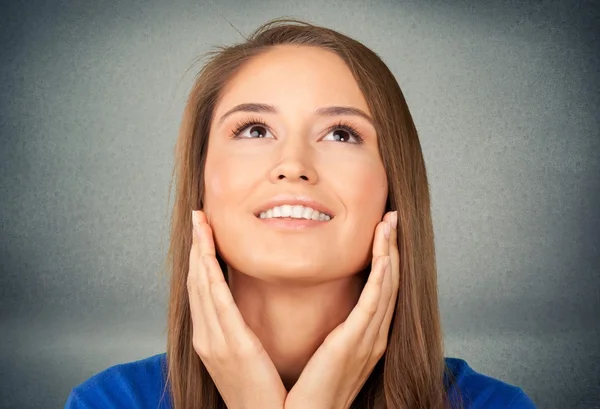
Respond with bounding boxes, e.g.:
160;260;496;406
189;212;211;345
196;209;208;224
193;210;222;290
196;222;223;284
188;256;208;343
371;217;391;264
383;211;399;283
338;255;389;342
357;212;395;332
195;210;216;257
190;211;225;346
379;211;400;338
363;255;393;346
205;255;257;348
193;212;254;348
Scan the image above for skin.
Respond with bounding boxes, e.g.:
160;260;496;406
192;45;399;408
190;210;398;409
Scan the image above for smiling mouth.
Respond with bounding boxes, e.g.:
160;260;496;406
256;204;333;221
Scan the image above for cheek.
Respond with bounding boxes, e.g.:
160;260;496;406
356;171;387;211
203;153;254;212
329;156;387;268
203;153;255;261
203;161;229;214
203;160;236;227
205;169;225;200
334;157;388;215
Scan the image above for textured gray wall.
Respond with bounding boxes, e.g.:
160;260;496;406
1;0;598;408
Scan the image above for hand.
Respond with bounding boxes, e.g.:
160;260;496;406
188;210;287;409
284;211;400;409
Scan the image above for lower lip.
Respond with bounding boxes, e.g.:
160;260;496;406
256;217;332;230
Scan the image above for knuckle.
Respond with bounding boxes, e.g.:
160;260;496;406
212;346;229;363
356;345;371;360
232;333;262;359
198;254;209;269
186;275;196;291
231;337;251;357
364;302;379;317
213;286;233;310
193;339;209;358
374;340;388;357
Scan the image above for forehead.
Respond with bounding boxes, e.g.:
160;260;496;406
215;45;371;117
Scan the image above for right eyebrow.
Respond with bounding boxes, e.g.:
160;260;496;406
217;103;277;126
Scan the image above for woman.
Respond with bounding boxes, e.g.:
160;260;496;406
65;19;537;409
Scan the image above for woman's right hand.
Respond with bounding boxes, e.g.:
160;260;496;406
188;210;287;409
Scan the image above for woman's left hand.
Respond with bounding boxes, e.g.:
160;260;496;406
284;211;400;409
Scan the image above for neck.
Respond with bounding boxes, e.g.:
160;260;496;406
228;269;365;390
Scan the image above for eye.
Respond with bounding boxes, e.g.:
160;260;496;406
322;122;364;144
232;119;274;139
239;124;272;139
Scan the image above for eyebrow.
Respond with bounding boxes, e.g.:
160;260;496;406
217;103;374;126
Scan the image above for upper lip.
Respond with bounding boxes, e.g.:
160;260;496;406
254;195;336;218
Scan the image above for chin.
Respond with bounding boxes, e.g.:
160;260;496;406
241;253;331;283
224;250;369;286
212;221;372;285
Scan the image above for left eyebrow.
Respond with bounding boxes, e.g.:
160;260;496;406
315;106;374;126
217;103;374;127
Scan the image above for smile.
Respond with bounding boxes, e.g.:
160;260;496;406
258;205;332;221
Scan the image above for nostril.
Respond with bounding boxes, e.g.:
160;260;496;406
277;174;309;180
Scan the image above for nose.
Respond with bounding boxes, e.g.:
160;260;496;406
269;138;318;184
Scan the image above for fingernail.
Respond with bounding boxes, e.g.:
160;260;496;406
384;221;390;239
390;211;398;230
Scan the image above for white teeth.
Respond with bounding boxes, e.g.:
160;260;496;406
281;205;292;217
291;206;304;218
258;205;332;221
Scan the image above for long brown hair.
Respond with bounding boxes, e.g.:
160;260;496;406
161;18;463;409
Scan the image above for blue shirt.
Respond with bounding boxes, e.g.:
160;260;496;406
64;353;536;408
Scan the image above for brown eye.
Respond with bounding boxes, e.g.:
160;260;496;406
323;125;362;144
331;129;350;142
233;123;274;139
248;125;268;138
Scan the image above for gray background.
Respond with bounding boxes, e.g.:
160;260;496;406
1;0;598;408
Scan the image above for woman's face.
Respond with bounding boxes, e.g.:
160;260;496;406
203;45;388;283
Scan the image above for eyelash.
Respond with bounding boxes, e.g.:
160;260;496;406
230;117;365;144
231;116;268;138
